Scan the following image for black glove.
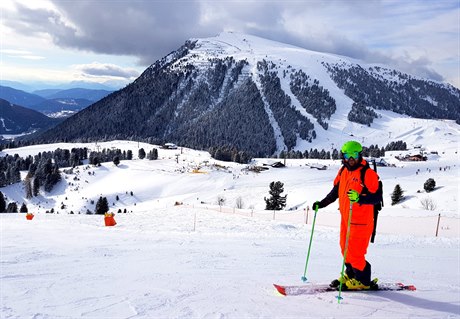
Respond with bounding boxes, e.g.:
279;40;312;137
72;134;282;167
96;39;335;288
312;201;324;211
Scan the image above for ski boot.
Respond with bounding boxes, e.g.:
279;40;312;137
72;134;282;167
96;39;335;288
369;278;379;290
330;273;349;288
344;278;371;290
330;263;354;288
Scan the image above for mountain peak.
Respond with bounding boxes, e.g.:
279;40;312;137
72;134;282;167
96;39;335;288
190;31;344;65
35;33;460;156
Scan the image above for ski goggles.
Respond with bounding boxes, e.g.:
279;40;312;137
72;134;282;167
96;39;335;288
343;151;360;160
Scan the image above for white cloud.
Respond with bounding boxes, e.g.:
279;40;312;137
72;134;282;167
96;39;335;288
1;49;45;60
1;0;458;88
73;62;140;79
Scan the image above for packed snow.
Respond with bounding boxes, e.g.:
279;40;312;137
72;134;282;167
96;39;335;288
1;115;459;318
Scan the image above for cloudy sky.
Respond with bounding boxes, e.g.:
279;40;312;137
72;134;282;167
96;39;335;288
1;0;459;89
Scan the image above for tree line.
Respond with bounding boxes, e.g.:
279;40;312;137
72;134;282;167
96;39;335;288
324;62;460;124
208;146;252;164
277;141;407;160
209;140;407;163
289;69;336;130
258;60;316;149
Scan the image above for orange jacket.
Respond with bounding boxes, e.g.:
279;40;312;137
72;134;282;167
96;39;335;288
333;160;380;222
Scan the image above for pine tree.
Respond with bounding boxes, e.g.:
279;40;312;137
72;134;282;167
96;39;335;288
264;181;287;210
0;172;6;188
424;178;436;192
24;177;33;199
331;149;339;160
9;165;21;184
147;149;158;160
279;150;286;159
27;163;37;178
391;184;404;205
0;191;6;212
113;156;120;166
36;158;52;183
20;202;28;213
7;202;18;213
44;166;61;192
5;168;11;186
69;152;78;167
138;148;146;159
95;196;109;215
33;178;40;197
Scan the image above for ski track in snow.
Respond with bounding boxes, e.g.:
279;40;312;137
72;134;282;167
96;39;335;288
249;58;287;154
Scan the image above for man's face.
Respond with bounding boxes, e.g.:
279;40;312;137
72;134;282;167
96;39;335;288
343;152;359;168
347;157;357;167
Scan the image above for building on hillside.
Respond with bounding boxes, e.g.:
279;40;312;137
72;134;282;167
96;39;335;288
163;143;178;149
396;154;427;161
270;162;285;168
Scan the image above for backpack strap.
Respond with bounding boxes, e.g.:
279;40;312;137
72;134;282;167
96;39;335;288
360;162;370;193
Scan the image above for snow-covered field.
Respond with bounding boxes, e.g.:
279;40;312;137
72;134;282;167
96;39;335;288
2;206;459;318
1;117;459;318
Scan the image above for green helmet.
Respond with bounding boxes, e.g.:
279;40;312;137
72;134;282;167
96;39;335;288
341;141;362;159
341;140;362;153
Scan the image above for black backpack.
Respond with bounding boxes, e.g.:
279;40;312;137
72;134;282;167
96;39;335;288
340;160;384;243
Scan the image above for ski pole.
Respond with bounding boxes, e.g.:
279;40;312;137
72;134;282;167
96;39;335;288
337;202;353;303
301;205;318;282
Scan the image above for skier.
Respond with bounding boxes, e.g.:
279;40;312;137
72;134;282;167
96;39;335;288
313;141;380;290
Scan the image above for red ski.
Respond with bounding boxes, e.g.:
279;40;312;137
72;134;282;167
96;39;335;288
274;282;416;296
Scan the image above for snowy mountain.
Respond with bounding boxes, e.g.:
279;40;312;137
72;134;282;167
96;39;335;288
34;32;459;156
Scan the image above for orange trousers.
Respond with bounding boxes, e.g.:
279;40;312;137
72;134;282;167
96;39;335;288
340;203;374;271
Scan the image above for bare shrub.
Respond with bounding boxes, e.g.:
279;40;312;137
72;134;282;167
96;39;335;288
420;197;437;211
217;195;226;206
235;196;244;209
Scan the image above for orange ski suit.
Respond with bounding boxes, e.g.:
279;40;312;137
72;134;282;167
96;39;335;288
332;160;379;271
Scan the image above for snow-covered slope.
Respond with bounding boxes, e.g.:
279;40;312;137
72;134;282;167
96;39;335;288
1;111;459;220
1;115;459;317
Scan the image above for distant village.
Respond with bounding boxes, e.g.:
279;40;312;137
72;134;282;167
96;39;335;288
393;145;440;162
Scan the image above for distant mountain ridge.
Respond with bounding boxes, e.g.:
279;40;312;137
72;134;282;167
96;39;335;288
34;88;112;101
33;32;460;156
32;98;94;116
0;86;46;108
0;80;119;92
0;98;60;134
0;85;112;117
